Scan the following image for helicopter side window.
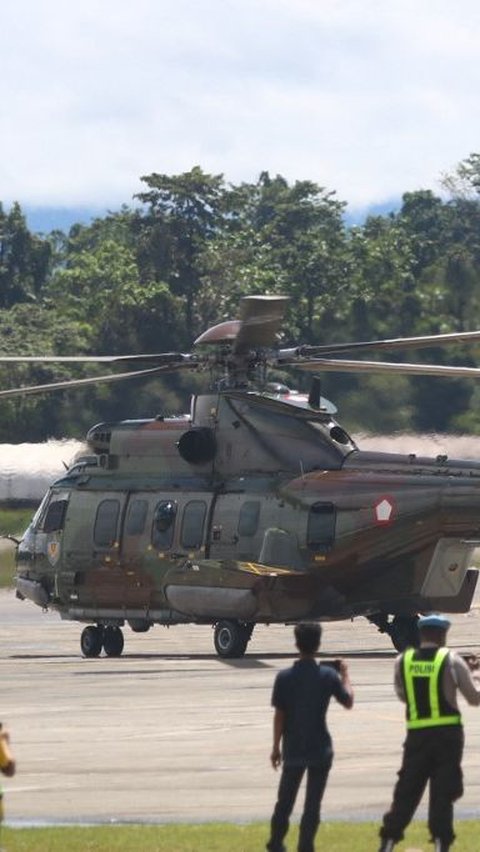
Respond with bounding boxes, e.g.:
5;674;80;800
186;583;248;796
42;499;68;533
94;499;120;548
238;501;261;537
307;502;336;549
181;500;207;549
125;499;148;536
152;501;177;549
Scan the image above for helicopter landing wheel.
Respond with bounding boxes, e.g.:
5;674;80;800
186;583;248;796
213;620;251;658
103;625;124;657
389;615;420;652
81;625;103;658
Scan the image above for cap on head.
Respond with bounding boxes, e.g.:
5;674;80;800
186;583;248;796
418;614;451;631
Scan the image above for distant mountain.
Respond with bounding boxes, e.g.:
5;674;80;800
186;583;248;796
23;199;402;234
24;206;109;234
344;199;400;226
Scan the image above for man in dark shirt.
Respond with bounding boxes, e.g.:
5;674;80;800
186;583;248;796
266;621;354;852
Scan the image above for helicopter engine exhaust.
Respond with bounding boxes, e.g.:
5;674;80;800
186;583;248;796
177;427;216;464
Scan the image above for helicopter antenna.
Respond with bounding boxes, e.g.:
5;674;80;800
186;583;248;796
308;376;322;409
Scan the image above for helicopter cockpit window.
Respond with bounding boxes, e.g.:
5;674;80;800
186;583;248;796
42;499;68;533
125;499;148;536
94;499;120;548
31;491;52;530
152;501;177;549
238;501;261;537
181;500;207;549
307;502;336;549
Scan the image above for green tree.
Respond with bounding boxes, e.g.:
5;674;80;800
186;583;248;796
135;166;226;338
0;203;52;307
0;303;93;440
441;152;480;199
199;172;351;346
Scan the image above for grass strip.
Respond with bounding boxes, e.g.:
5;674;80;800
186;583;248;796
1;821;480;851
0;507;34;588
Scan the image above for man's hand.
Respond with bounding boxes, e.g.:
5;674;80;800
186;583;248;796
338;659;354;708
463;653;479;671
270;746;282;770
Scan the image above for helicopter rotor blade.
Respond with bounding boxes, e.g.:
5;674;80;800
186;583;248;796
6;295;480;396
279;329;480;360
194;320;241;346
0;352;192;365
0;361;198;399
286;357;480;379
233;295;289;352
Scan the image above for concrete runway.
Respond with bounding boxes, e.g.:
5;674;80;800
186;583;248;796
1;590;480;826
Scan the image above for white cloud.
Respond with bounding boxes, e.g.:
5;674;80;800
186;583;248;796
1;0;480;208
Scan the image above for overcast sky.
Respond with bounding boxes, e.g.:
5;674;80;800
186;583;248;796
2;0;480;214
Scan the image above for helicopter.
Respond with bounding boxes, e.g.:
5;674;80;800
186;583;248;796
7;293;480;658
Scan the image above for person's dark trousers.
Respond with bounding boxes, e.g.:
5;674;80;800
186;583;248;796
380;727;464;846
266;763;331;852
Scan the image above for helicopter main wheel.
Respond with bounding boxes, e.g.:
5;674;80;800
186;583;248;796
213;620;252;658
81;625;104;658
103;625;124;657
388;615;420;652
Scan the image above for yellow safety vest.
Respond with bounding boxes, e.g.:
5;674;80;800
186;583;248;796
403;647;462;730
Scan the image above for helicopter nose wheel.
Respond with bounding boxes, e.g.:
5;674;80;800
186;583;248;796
213;620;253;658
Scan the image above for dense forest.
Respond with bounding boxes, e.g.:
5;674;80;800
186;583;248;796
2;154;480;442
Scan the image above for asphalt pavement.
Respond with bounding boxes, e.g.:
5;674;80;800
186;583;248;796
1;589;480;826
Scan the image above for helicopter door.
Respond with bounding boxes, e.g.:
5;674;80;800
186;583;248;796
150;497;211;562
209;495;304;569
150;498;179;557
172;498;210;561
208;495;266;563
60;490;130;607
93;493;152;607
120;493;151;565
56;489;99;603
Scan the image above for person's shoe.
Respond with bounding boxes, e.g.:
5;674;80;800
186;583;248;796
378;840;395;852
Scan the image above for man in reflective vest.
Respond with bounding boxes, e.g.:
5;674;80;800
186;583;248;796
378;614;480;852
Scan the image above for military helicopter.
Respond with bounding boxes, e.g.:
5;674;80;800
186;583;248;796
7;294;480;658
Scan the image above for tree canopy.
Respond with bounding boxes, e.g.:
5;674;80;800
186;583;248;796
3;159;480;441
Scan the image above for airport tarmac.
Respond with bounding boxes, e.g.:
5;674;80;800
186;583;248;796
1;590;480;825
